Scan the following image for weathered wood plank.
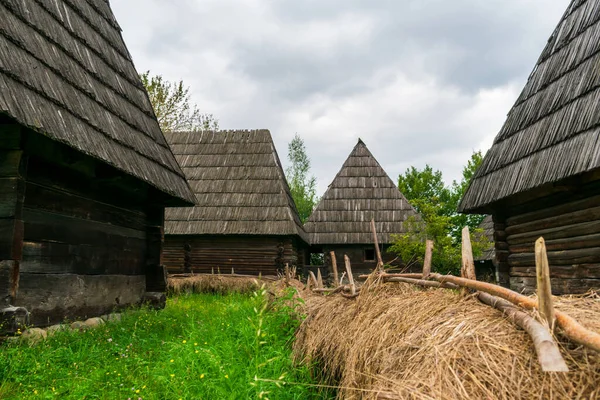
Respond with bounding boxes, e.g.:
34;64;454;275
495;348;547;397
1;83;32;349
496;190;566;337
0;125;21;150
508;247;600;267
506;194;600;227
0;219;24;260
505;206;600;236
0;178;19;218
0;260;19;306
20;241;146;275
507;220;600;246
0;150;23;177
24;182;147;231
510;264;600;279
509;233;600;253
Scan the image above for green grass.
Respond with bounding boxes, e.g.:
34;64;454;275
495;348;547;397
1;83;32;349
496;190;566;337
0;288;333;399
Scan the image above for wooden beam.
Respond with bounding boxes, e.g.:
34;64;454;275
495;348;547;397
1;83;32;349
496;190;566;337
461;227;476;281
370;219;383;270
422;240;434;279
330;251;339;287
344;255;356;296
535;237;555;331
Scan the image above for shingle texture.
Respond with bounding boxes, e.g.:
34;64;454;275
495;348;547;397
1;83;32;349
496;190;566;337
460;0;600;212
164;130;307;241
0;0;195;204
305;140;419;245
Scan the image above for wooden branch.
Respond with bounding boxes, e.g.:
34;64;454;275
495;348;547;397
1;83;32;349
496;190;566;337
477;292;568;372
535;237;555;331
344;255;356;296
370;218;384;269
422;240;434;279
358;272;423;280
330;251;339;287
429;273;600;352
385;276;459;289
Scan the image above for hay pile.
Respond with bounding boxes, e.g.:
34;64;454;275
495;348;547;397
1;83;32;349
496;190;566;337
168;274;271;295
294;281;600;399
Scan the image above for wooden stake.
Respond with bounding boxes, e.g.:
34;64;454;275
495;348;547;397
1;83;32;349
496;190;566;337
317;268;324;289
330;251;339;287
477;292;568;372
284;263;290;283
344;255;356;296
422;240;434;279
535;237;555;331
385;276;458;289
231;267;234;275
461;226;476;285
308;271;318;289
429;273;600;352
370;219;384;270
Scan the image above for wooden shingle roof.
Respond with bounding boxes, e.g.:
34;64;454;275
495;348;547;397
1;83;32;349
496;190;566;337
0;0;195;205
164;130;308;241
305;140;419;245
460;0;600;213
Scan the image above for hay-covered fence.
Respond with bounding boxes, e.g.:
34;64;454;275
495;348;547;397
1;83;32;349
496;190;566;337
295;225;600;398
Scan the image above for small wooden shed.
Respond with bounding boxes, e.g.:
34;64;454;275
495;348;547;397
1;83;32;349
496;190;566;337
163;130;309;275
0;0;196;327
459;0;600;294
304;139;419;274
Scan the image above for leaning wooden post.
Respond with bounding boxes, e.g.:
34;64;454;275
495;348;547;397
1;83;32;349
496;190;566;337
308;271;319;289
330;251;340;287
370;219;384;270
461;226;477;295
422;240;434;279
344;255;356;296
535;237;555;331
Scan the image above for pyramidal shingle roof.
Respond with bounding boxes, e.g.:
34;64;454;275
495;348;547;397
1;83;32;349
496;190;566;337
0;0;195;205
460;0;600;213
164;130;308;242
305;140;419;245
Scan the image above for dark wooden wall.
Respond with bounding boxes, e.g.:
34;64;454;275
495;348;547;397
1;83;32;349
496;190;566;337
320;244;404;275
497;179;600;294
1;121;169;326
164;235;304;276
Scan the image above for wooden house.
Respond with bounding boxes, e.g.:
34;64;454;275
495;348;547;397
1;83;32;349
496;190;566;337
163;130;309;275
0;0;196;327
304;140;419;274
459;0;600;294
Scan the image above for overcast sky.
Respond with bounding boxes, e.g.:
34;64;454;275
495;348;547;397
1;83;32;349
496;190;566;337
111;0;568;196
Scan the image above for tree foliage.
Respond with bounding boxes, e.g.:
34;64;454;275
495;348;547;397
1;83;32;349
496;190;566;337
390;151;489;275
140;71;219;133
285;134;318;223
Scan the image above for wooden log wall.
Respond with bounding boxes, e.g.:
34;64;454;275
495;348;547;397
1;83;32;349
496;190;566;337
163;235;303;276
0;124;25;307
323;244;406;275
505;193;600;294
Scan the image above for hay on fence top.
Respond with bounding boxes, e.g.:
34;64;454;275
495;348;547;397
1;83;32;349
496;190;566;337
168;274;265;295
294;281;600;400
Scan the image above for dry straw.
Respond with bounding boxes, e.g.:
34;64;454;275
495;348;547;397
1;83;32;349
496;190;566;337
294;279;600;399
168;274;267;295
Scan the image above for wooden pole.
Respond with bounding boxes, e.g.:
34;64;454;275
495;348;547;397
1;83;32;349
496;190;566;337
477;292;568;372
429;273;600;352
385;276;458;289
370;219;384;270
344;255;356;296
317;268;324;289
422;240;434;279
330;251;339;287
308;271;318;289
535;237;555;331
461;226;476;281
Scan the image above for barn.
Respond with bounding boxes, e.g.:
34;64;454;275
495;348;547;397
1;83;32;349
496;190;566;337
459;0;600;294
163;130;308;275
304;139;419;274
0;0;196;327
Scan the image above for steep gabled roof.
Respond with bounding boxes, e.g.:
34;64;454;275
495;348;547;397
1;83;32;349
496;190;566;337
0;0;195;205
460;0;600;213
305;140;419;245
164;130;308;241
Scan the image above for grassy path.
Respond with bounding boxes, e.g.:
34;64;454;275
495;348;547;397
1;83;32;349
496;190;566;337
0;290;333;399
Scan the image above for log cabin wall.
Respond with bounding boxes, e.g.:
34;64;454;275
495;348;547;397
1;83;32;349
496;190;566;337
503;187;600;295
164;235;302;276
323;244;403;275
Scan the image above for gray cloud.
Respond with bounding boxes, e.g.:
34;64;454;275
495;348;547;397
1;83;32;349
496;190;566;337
111;0;568;194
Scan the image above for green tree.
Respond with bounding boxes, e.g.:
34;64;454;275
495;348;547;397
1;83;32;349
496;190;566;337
390;152;488;275
140;71;219;133
285;134;318;223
